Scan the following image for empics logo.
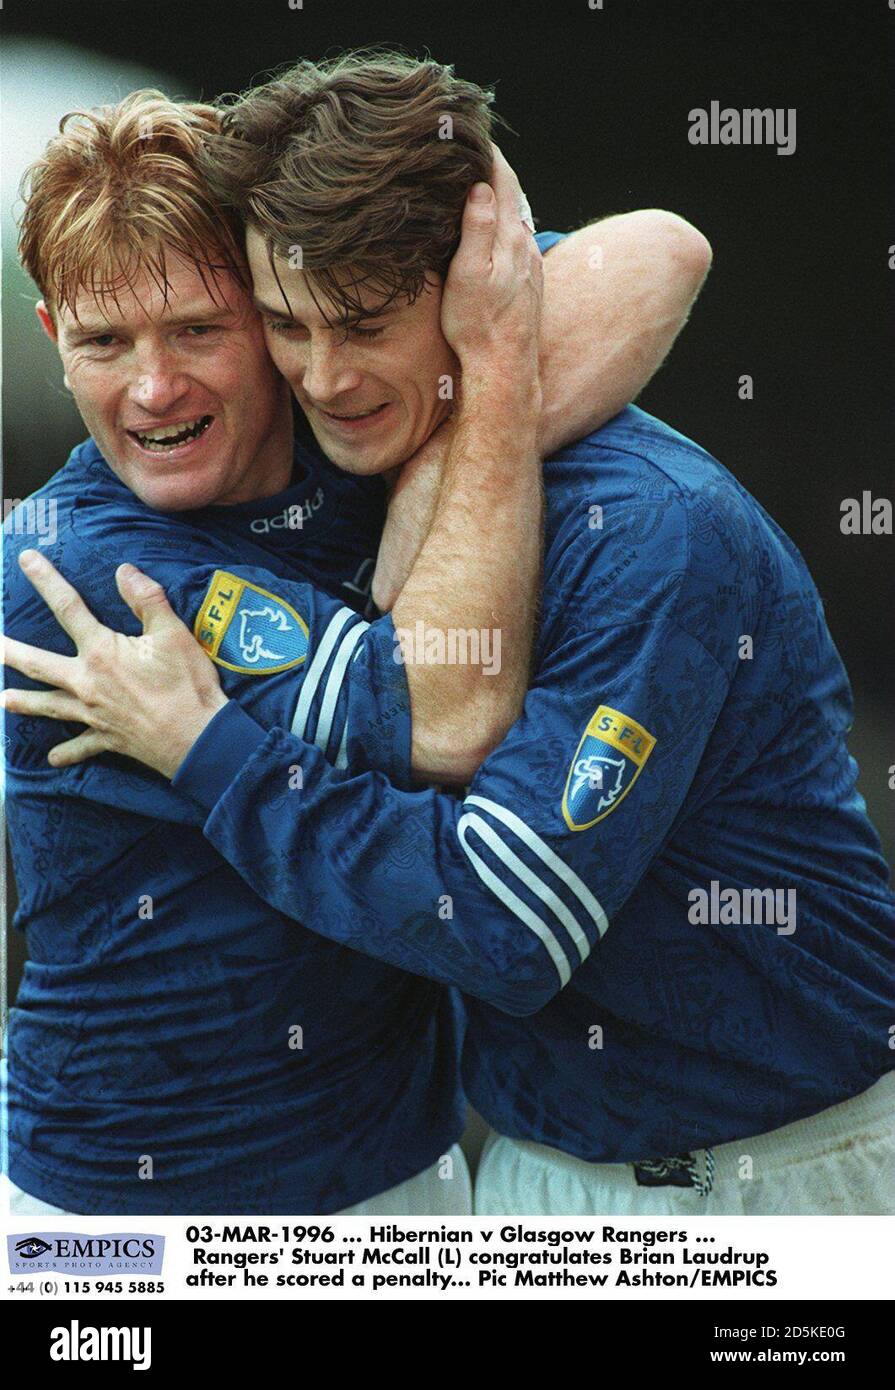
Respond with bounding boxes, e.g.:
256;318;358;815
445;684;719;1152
50;1321;151;1372
562;704;656;830
14;1236;52;1260
7;1231;164;1276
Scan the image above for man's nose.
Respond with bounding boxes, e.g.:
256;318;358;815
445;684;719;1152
127;351;191;414
302;339;364;403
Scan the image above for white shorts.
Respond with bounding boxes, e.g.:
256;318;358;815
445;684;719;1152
474;1072;895;1216
3;1144;473;1218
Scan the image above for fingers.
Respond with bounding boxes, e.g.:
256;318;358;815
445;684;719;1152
0;684;87;724
115;564;181;635
3;634;80;691
490;144;523;220
489;145;528;255
18;550;102;649
451;182;498;280
46;730;111;768
449;147;532;284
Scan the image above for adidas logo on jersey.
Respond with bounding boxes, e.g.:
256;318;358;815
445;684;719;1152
250;487;324;534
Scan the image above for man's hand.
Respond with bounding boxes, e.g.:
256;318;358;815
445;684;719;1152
2;550;228;779
440;144;543;395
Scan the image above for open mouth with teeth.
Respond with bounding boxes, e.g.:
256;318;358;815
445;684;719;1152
321;403;388;423
128;415;214;450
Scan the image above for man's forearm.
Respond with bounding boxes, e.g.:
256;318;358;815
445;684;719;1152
537;210;711;454
372;428;449;613
391;379;542;782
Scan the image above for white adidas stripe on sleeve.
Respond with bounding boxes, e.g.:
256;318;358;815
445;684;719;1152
290;606;356;742
457;794;609;987
315;621;369;756
458;812;574;988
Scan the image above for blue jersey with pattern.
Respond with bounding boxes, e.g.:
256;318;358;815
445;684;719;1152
3;437;464;1213
173;405;894;1161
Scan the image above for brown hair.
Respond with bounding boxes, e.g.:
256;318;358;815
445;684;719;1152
203;50;499;325
18;89;247;319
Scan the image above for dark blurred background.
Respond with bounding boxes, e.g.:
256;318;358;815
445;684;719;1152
3;0;893;1019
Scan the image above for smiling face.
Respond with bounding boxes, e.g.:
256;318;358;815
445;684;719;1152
39;250;294;511
246;227;457;475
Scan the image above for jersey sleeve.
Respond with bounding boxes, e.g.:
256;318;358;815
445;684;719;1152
534;230;566;255
172;558;733;1014
160;563;411;788
3;531;411;823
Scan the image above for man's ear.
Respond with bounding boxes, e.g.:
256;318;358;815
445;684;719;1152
36;300;58;343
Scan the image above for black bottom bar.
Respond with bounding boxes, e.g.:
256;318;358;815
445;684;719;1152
9;1298;885;1374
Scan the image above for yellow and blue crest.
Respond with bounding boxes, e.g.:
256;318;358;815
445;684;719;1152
194;570;309;675
562;704;656;831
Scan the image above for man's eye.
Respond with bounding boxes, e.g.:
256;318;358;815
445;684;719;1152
87;335;117;348
350;325;385;341
264;318;302;336
184;324;217;336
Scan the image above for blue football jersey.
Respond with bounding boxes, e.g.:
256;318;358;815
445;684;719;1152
3;437;464;1213
173;406;895;1160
